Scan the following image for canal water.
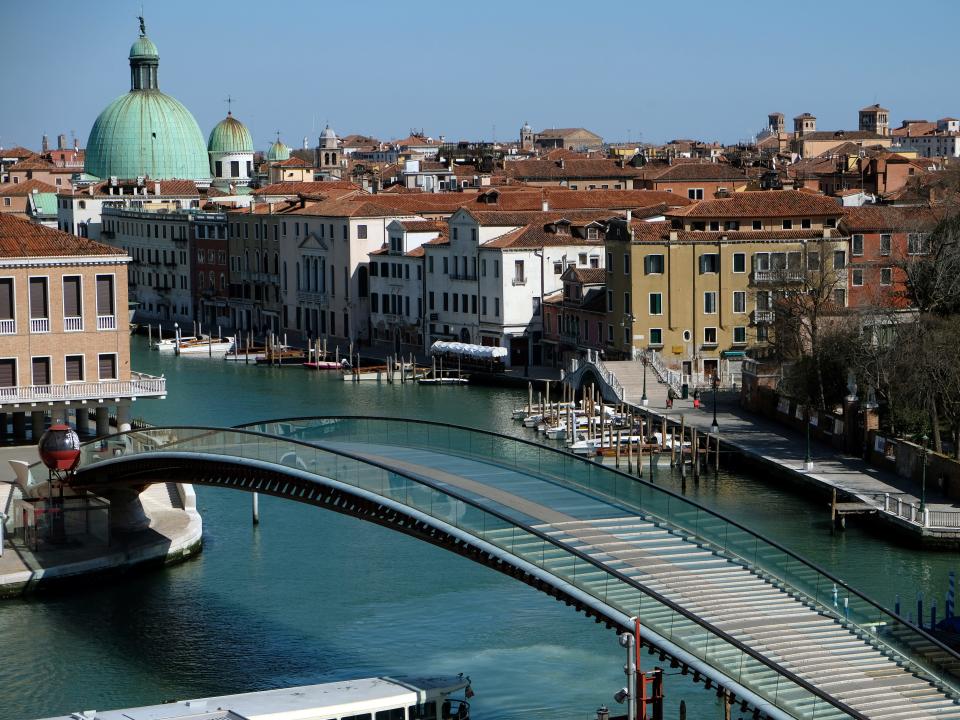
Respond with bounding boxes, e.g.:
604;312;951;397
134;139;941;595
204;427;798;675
1;338;956;720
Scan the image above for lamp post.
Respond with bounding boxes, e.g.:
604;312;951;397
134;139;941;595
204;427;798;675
641;352;648;407
804;406;814;471
710;373;719;434
920;433;929;513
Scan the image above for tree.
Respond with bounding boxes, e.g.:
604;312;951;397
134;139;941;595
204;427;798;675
899;212;960;316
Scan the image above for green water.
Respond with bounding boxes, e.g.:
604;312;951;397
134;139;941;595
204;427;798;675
0;337;955;720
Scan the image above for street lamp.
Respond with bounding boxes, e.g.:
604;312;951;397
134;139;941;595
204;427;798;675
804;407;814;471
920;433;929;513
710;374;719;434
641;352;648;407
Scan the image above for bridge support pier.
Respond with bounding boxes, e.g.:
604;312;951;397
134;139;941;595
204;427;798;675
95;406;110;437
117;402;132;433
12;412;25;440
75;408;89;435
30;410;45;439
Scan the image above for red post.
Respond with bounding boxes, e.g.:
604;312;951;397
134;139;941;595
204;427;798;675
635;617;645;720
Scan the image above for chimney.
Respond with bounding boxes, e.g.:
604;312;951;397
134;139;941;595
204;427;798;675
542;198;549;212
154;181;161;196
268;202;275;213
669;230;678;242
249;201;256;214
625;209;632;223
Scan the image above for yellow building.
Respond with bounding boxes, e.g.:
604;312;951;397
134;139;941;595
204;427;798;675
605;191;847;382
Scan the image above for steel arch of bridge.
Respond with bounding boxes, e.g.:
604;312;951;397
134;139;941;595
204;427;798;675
66;417;960;720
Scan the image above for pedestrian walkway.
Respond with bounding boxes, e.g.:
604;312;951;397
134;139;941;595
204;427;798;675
605;360;960;542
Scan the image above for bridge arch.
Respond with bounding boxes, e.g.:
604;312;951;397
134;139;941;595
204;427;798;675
64;419;960;719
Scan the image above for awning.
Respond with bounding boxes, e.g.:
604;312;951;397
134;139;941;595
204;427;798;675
722;350;747;358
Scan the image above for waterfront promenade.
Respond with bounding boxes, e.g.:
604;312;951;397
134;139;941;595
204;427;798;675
606;360;960;542
0;445;202;597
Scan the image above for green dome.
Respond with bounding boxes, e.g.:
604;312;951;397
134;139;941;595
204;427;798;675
129;36;158;59
267;139;290;162
84;26;209;182
208;113;253;153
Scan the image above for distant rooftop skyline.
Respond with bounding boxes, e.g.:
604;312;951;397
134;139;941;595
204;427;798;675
2;0;958;153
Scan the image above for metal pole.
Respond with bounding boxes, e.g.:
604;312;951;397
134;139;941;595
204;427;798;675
921;434;929;513
804;408;813;471
641;355;648;407
252;492;259;525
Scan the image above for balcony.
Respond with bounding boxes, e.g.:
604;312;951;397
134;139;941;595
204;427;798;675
753;309;775;324
752;270;805;284
298;290;328;306
0;319;14;335
450;272;478;281
97;315;117;331
30;318;50;333
64;316;83;332
0;371;166;407
512;276;527;286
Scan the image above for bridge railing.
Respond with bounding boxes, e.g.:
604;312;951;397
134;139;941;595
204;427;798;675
242;416;960;699
77;423;862;720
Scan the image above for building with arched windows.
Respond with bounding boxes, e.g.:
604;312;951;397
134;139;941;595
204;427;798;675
208;112;255;190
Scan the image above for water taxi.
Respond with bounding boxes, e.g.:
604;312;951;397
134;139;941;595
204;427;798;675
38;674;474;720
175;336;235;355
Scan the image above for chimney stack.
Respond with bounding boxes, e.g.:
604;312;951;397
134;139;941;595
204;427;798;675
542;198;549;212
625;209;632;223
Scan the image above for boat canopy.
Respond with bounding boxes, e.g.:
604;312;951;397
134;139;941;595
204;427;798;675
430;341;507;359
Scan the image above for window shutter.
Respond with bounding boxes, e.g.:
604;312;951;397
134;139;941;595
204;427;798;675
96;275;114;315
0;279;12;320
66;356;83;382
0;359;15;387
32;357;50;385
63;277;81;317
29;278;47;318
98;354;116;380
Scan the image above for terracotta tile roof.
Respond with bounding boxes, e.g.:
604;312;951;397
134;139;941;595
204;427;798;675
0;214;123;258
399;220;445;233
9;155;56;171
645;162;748;182
405;245;426;257
252;181;360;197
503;158;644;180
861;104;889;113
271;157;313;167
1;146;35;160
840;205;941;232
892;122;937;137
668;190;841;219
568;267;606;284
0;179;57;196
481;222;607;250
535;127;600;139
56;179;200;198
801;130;886;142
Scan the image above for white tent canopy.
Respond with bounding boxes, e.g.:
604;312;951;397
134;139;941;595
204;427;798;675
430;341;507;360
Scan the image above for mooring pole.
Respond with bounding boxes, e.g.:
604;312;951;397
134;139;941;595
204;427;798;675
252;492;260;525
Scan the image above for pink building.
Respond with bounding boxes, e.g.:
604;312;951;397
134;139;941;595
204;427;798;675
542;266;607;367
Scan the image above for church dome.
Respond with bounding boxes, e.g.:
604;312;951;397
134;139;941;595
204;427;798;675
267;138;290;162
208;113;253;153
84;22;209;182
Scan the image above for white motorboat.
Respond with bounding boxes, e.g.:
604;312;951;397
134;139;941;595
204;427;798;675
153;335;198;352
175;336;235;355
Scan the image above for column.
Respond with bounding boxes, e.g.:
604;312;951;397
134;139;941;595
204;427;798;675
75;408;89;435
116;402;132;433
12;412;26;440
95;406;110;437
0;412;7;438
31;411;45;439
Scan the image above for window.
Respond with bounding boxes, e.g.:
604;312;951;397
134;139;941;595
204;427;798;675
833;289;846;306
704;291;717;314
0;278;14;331
880;234;891;256
833;250;846;269
428;291;435;310
607;324;613;343
532;297;541;316
624;292;631;314
808;251;820;271
482;296;487;314
623;326;631;344
606;252;613;272
881;267;892;285
756;325;769;342
649;293;662;315
443;293;449;311
732;291;746;313
494;297;500;317
852;268;863;286
752;220;762;230
649;328;663;346
623;254;630;275
62;276;82;328
230;160;239;177
357;224;368;239
65;354;84;382
29;277;49;330
852;234;864;256
908;233;929;255
494;260;499;278
0;359;15;388
32;356;51;386
703;327;717;345
644;254;664;274
553;261;562;274
825;217;837;228
724;220;740;231
801;218;811;229
733;326;747;344
375;709;404;720
2;198;9;207
442;257;448;274
606;290;613;312
782;219;793;230
514;260;525;283
699;254;719;274
732;252;745;273
428;256;434;273
688;188;704;200
709;221;720;232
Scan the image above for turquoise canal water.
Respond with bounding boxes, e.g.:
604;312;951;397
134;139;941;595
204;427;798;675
2;338;957;720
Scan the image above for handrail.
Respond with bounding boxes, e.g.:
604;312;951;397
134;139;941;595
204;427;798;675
73;424;867;719
645;349;682;396
233;415;960;688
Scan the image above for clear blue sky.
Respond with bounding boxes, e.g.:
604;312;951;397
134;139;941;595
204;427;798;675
2;0;957;153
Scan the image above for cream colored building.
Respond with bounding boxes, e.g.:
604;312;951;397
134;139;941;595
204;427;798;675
605;191;847;383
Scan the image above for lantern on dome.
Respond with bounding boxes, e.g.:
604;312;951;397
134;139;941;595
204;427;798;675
38;424;82;475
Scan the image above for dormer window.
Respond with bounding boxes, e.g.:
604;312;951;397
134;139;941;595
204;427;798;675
709;221;720;231
692;221;706;231
587;227;598;239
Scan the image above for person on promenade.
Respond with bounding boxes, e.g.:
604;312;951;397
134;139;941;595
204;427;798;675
666;386;675;409
693;388;701;409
